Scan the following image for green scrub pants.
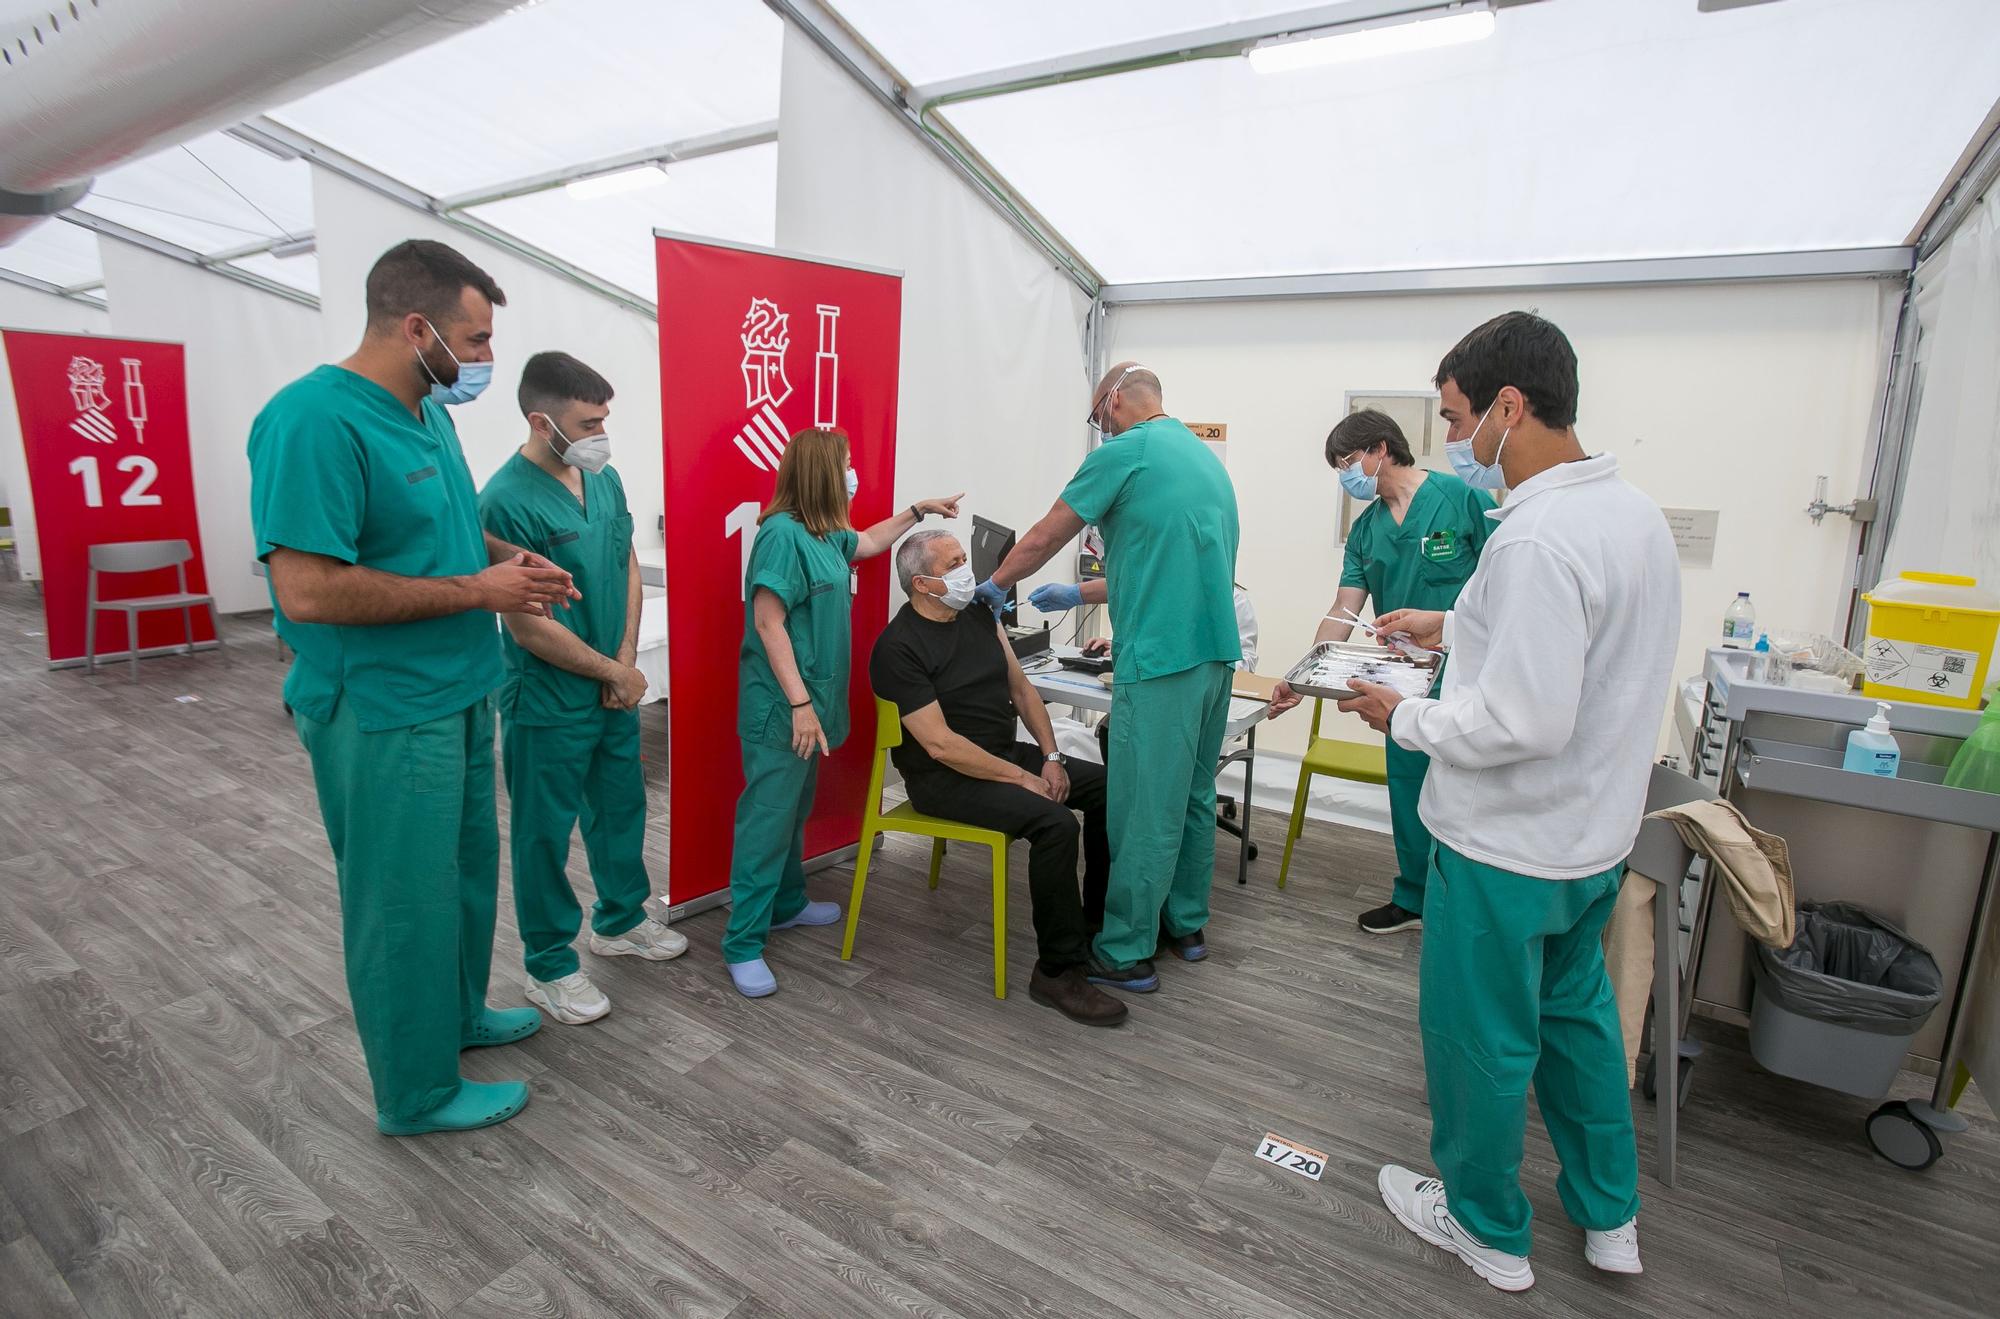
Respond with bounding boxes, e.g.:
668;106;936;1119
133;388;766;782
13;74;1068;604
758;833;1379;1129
501;706;651;982
1420;845;1640;1257
295;695;499;1126
721;738;819;964
1094;661;1233;970
1383;739;1434;913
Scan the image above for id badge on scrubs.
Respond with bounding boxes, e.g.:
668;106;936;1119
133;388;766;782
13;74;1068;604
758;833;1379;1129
1421;529;1459;563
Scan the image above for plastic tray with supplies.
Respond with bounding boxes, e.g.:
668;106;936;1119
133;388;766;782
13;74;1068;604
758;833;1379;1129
1281;641;1437;702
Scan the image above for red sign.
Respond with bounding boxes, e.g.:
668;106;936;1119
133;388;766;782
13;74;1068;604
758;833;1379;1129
2;330;212;664
656;236;902;906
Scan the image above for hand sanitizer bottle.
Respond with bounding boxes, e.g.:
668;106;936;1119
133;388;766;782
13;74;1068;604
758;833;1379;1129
1842;702;1901;777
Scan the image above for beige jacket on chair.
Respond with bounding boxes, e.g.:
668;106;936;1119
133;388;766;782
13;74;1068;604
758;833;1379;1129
1607;799;1798;1080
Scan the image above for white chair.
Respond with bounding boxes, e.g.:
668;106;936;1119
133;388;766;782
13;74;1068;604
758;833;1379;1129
86;539;221;680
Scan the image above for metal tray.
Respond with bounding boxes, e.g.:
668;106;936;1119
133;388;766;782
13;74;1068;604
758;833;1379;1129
1282;641;1438;702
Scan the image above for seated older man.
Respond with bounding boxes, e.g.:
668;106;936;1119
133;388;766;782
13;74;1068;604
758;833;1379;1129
871;529;1123;1026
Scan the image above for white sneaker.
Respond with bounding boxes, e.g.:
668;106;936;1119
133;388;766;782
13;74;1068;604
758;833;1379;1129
1378;1165;1535;1293
590;917;688;961
1584;1219;1643;1275
526;971;611;1025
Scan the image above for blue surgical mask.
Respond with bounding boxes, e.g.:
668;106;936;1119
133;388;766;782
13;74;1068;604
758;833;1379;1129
845;467;859;499
417;317;492;406
1337;450;1380;501
1445;399;1509;490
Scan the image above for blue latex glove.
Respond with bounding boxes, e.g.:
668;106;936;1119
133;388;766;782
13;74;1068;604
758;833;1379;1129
972;578;1010;619
1028;582;1084;613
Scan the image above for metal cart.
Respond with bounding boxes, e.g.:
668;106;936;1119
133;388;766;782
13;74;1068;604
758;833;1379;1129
1668;647;1999;1170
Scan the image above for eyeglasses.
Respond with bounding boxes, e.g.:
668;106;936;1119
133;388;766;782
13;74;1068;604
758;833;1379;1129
1085;363;1147;428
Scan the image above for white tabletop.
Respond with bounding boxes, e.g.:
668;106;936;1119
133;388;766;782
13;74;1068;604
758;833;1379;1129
1026;647;1269;740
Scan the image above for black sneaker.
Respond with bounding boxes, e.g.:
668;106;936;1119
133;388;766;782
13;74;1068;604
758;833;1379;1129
1085;956;1160;993
1358;901;1422;935
1155;928;1208;962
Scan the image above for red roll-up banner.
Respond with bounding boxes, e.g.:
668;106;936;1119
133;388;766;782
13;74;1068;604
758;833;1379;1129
2;330;212;666
656;235;902;909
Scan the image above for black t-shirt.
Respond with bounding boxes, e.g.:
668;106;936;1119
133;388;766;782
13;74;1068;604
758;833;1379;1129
869;602;1019;782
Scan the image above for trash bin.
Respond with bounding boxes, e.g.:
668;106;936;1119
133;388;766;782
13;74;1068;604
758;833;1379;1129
1749;901;1943;1099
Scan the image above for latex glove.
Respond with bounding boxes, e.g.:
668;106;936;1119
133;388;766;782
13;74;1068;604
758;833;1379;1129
973;578;1010;619
1028;582;1084;613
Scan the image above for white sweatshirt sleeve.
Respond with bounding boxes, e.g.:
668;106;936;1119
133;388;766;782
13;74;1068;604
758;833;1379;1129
1390;540;1588;771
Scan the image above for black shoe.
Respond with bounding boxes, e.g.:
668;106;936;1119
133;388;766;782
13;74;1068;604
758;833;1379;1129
1029;965;1128;1026
1155;928;1207;962
1084;956;1160;993
1358;901;1422;935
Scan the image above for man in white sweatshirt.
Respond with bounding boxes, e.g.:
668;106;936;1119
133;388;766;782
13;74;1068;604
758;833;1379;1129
1338;312;1680;1292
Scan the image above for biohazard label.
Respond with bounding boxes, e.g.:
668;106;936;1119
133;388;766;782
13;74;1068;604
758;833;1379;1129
1864;637;1980;700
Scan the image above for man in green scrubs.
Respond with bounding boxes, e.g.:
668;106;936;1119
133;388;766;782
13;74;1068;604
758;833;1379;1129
250;240;579;1136
479;352;686;1029
981;363;1241;991
1270;409;1495;934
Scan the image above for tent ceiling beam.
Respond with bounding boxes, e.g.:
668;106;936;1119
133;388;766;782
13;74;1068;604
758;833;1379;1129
0;266;106;308
906;0;1544;110
1914;101;2000;260
1098;246;1915;305
434;121;780;212
241;116;659;320
56;211;320;310
764;0;1102;296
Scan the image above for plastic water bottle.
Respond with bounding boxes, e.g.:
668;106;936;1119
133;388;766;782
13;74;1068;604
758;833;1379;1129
1722;592;1757;648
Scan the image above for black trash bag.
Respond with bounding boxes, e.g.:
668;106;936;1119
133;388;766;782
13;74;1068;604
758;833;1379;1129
1752;901;1942;1035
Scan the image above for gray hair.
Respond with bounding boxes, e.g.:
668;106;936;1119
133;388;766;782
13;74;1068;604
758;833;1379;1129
895;529;957;596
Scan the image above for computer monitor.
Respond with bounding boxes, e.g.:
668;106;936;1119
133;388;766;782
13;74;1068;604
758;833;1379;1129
969;515;1016;616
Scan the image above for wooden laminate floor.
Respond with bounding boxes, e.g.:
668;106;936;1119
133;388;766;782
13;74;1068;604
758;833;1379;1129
0;580;1994;1319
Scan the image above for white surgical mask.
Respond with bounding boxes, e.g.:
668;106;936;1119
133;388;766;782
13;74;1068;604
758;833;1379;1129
845;467;860;499
546;418;611;474
416;317;492;406
1445;399;1509;491
925;564;977;611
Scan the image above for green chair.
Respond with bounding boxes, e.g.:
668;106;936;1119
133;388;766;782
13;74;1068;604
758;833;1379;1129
841;696;1013;998
1276;698;1388;889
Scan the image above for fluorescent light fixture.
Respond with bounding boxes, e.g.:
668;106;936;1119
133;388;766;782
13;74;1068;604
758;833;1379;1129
564;164;669;201
1249;6;1495;74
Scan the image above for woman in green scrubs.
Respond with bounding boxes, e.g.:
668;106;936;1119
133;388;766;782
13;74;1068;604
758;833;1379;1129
1270;408;1495;934
723;428;960;998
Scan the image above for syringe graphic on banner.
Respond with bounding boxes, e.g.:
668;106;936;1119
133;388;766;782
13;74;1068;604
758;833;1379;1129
121;358;147;444
813;304;840;429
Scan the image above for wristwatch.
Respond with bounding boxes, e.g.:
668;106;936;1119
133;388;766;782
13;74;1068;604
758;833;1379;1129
909;503;923;522
1044;751;1063;764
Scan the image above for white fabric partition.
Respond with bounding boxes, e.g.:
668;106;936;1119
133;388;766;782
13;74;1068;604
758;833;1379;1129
0;279;115;582
99;241;321;614
310;167;668;557
1109;277;1892;766
1884;198;2000;593
773;29;1093;613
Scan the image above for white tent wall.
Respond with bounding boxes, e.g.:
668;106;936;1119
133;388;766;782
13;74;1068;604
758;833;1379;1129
309;168;667;553
772;30;1093;612
1108;277;1893;772
1883;195;2000;594
0;280;113;583
97;242;321;615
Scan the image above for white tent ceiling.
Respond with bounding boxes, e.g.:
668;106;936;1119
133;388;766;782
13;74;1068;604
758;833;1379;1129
3;0;1996;305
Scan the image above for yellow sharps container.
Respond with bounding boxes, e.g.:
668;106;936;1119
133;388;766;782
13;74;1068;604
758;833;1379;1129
1860;572;2000;710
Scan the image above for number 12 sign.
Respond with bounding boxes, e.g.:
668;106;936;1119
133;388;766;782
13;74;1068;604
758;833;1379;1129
1;330;212;665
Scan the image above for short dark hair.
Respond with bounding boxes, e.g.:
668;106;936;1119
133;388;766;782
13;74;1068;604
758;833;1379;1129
364;239;506;329
518;351;614;419
1434;311;1579;430
1325;409;1414;469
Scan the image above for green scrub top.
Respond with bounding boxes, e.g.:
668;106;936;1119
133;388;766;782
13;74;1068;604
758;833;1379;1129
739;512;860;751
1341;469;1497;614
1060;417;1241;684
477;451;636;726
249;364;500;733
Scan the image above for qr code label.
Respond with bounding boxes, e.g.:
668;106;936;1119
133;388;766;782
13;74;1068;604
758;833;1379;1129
1867;639;1981;701
1942;655;1967;674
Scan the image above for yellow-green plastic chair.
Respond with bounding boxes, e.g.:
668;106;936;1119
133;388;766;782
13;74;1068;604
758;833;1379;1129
1276;698;1388;889
841;696;1012;997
